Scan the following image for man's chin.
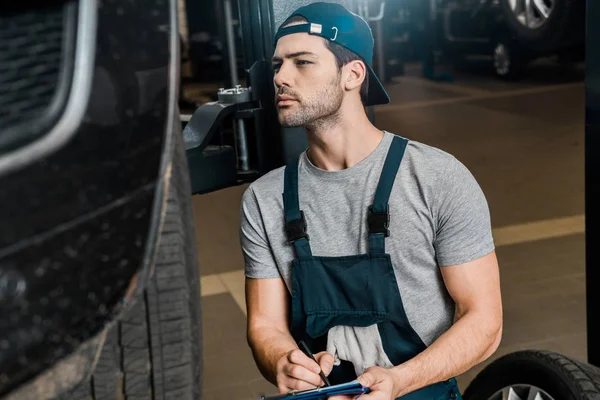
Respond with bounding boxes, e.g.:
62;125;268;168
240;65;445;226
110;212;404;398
277;112;302;128
279;119;301;128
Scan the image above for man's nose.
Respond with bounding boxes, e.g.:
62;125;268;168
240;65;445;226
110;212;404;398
274;63;293;89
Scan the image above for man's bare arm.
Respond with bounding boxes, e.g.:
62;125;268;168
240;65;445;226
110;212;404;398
246;277;296;384
384;251;503;398
246;277;333;391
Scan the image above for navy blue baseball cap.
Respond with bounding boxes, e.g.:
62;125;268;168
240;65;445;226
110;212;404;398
274;2;390;107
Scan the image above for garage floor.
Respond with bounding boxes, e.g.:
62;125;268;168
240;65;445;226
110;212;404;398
190;61;586;400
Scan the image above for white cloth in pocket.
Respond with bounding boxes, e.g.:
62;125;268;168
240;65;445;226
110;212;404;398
326;324;395;377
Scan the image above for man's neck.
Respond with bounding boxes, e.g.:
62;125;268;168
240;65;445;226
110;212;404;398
305;107;383;171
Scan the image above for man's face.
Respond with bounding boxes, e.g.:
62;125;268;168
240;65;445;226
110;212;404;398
272;29;344;128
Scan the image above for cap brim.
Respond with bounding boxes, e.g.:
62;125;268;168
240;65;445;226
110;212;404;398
365;64;390;107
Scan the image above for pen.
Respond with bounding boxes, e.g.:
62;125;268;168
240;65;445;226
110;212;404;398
298;340;331;387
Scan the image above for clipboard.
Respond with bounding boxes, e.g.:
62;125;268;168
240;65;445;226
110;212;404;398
259;380;370;400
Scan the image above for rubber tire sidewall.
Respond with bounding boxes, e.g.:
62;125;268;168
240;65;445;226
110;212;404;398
463;351;584;400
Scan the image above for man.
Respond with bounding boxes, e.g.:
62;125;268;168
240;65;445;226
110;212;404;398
239;3;502;399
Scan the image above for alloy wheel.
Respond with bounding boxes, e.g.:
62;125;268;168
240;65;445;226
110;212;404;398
487;384;556;400
507;0;554;29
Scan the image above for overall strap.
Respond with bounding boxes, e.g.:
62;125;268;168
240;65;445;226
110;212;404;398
283;159;313;259
369;136;408;254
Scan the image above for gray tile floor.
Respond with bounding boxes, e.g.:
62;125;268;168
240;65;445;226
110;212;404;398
191;61;587;399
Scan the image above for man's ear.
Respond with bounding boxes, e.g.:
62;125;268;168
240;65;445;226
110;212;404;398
343;60;367;92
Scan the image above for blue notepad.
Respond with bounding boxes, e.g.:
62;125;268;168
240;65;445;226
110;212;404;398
259;380;370;400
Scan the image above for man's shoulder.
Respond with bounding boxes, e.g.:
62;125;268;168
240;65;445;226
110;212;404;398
390;134;480;196
400;135;485;202
404;137;457;167
242;164;286;205
398;135;465;178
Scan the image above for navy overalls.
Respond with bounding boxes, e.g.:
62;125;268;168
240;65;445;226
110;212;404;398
282;136;462;400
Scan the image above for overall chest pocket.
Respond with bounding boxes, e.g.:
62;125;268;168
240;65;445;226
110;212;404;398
292;254;397;338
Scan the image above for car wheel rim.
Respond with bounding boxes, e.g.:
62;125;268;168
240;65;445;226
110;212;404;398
507;0;554;29
487;384;556;400
494;44;510;75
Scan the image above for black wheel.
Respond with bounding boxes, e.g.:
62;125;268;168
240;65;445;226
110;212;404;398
463;350;600;400
66;126;203;399
500;0;585;52
492;40;524;80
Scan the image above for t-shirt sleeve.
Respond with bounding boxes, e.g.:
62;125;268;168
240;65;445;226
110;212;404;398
433;157;495;266
239;186;281;279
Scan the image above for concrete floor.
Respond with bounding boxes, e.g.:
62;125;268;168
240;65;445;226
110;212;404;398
191;61;586;400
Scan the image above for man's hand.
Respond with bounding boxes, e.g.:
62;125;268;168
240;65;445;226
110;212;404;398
356;367;398;400
275;349;335;393
329;367;398;400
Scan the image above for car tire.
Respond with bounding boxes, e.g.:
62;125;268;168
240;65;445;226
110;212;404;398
500;0;585;53
463;350;600;400
66;126;202;400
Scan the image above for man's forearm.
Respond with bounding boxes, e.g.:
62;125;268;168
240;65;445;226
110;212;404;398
390;311;502;398
247;325;298;385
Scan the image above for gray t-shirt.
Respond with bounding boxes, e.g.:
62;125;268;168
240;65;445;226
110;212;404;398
239;131;494;371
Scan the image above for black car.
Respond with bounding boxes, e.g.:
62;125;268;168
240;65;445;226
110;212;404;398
0;0;202;398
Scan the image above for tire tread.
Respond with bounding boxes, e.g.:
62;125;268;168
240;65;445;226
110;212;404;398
70;125;202;400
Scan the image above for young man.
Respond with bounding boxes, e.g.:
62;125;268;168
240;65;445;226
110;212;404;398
239;3;502;399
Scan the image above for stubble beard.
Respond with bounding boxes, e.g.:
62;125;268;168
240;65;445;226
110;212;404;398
278;74;344;130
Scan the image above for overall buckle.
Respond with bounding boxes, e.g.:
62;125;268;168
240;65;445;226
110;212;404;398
285;211;309;243
368;207;390;237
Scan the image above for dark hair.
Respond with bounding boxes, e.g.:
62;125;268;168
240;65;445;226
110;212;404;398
281;16;369;105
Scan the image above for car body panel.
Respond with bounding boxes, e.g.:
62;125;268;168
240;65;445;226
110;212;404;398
0;0;177;395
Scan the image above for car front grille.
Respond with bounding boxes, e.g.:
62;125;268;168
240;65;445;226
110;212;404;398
0;1;75;153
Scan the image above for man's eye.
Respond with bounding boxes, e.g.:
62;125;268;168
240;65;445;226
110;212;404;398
296;60;311;66
272;64;281;71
